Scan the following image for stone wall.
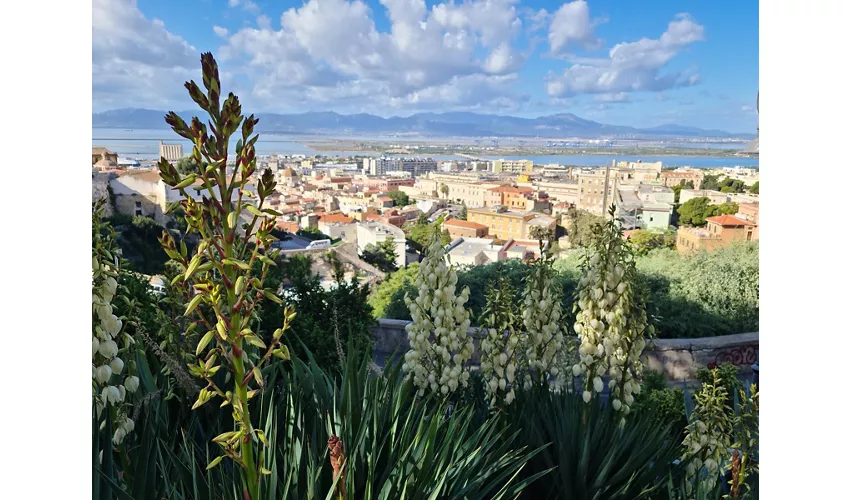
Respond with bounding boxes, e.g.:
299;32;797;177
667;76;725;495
371;318;758;384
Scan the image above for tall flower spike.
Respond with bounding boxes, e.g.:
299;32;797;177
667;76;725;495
402;236;473;397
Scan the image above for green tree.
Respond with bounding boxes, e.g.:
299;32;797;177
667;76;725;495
706;202;739;218
701;174;721;191
749;181;759;194
459;202;468;220
440;183;449;199
671;180;694;204
563;208;605;247
628;230;665;256
360;236;399;273
677;197;712;226
387;189;411;207
115;216;170;274
173;156;207;176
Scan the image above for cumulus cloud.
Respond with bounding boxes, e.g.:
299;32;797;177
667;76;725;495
548;1;601;53
228;0;260;14
546;13;705;98
213;25;229;37
217;0;528;112
92;0;199;110
595;92;630;103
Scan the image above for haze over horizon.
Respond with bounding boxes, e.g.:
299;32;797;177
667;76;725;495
93;0;758;133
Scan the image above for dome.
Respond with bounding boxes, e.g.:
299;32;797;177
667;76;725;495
95;157;118;170
282;166;297;177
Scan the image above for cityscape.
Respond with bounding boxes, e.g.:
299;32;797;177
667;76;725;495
91;1;760;498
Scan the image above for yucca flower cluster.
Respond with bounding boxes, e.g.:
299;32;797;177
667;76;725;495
92;203;139;446
682;369;733;493
479;267;521;406
572;210;651;416
520;245;566;388
402;237;473;397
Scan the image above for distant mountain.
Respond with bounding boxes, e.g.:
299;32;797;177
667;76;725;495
92;109;754;139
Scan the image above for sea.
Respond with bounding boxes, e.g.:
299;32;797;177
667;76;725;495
93;128;758;169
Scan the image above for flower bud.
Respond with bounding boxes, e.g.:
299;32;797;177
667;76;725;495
612;398;622;411
112;427;126;446
109;357;124;375
92;337;100;358
95;365;112;384
593;376;603;393
582;390;592;403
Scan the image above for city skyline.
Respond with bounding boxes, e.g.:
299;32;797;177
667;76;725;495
93;0;759;133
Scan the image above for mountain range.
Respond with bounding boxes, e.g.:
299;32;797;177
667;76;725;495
92;109;754;140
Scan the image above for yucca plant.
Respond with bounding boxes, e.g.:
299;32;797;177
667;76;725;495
502;388;681;499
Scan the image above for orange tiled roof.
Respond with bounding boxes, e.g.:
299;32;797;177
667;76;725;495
319;213;354;224
706;214;751;226
443;219;488;230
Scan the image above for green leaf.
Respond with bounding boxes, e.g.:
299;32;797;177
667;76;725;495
184;294;203;316
184;256;201;280
252;366;264;387
262;289;283;304
246;335;266;350
206;456;224;470
222;258;251;270
196;330;215;356
246;204;265;217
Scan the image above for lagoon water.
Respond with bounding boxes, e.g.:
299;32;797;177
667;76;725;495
93;128;758;168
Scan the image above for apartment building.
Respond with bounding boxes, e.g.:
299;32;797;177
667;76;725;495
676;214;758;253
576;169;618;215
491;159;533;174
415;177;501;207
486;185;534;210
535;180;579;205
365;157;437;176
467;206;556;241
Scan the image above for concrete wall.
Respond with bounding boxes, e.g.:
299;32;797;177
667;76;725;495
371;318;758;384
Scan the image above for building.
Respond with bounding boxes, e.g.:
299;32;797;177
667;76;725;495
467;206;556;241
317;213;356;241
660;169;705;189
679;189;730;205
110;169;252;223
356;222;408;269
486;186;534;210
491;159;533;174
278;166;299;187
735;203;760;240
577;169;618;215
366;157;437;176
535;180;579;205
92;147;119;166
442;219;490;239
503;239;548;261
445;238;506;266
158;141;183;162
676;214;758;252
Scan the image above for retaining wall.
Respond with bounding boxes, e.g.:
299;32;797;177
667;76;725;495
371;318;758;384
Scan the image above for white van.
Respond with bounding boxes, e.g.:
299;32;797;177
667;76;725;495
305;239;331;250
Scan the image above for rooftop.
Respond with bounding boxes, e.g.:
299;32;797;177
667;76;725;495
443;219;488;230
319;213;354;224
446;238;505;258
706;214;752;227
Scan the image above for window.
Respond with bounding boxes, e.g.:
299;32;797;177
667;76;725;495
135;201;142;208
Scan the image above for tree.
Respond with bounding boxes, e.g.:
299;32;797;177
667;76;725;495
677;197;712;226
706;202;739;218
416;213;428;225
440;183;449;199
749;181;759;194
115;216;170;274
360;236;399;273
564;208;605;247
173;156;207;176
387;189;411;207
701;174;721;191
459;202;468;220
671;180;695;204
628;230;665;256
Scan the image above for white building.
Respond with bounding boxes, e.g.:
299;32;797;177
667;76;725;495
356;222;408;269
366;157;438;176
158;141;183;162
445;238;506;266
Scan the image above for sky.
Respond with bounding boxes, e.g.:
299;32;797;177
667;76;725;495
92;0;759;133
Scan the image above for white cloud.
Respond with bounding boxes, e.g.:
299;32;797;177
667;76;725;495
546;13;705;97
213;25;229;37
548;1;600;53
595;92;630;103
218;0;528;112
92;0;199;111
228;0;260;14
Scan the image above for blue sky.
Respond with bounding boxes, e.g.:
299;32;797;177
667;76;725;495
93;0;758;133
